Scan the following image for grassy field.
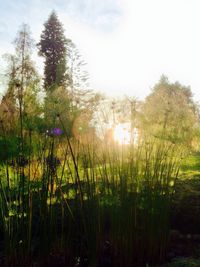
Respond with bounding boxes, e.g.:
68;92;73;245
179;153;200;179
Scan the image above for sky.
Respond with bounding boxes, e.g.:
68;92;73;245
0;0;200;101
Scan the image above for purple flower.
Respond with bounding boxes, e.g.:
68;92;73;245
53;128;62;136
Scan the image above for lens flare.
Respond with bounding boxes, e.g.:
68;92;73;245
113;123;138;145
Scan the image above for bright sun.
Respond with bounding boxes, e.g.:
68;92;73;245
113;123;131;145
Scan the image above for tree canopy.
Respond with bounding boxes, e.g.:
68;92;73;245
0;24;41;133
141;75;197;146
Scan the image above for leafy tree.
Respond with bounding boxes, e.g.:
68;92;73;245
44;87;72;134
0;24;41;133
65;40;103;125
141;75;197;146
0;24;42;163
0;54;18;133
66;41;89;101
16;25;42;132
38;11;68;91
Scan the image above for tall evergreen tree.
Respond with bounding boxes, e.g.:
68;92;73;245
38;11;68;91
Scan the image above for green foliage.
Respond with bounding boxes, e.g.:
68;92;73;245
1;24;42;133
179;153;200;179
0;135;30;162
66;40;89;90
142;75;197;146
23;81;43;131
38;11;68;90
43;86;73;135
0;136;19;162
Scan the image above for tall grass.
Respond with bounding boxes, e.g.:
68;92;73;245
0;116;184;267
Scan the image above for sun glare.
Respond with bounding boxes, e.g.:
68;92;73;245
113;123;131;145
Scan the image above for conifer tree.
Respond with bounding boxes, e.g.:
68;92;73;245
38;11;68;91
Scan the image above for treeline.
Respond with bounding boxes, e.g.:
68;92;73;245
98;75;198;150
